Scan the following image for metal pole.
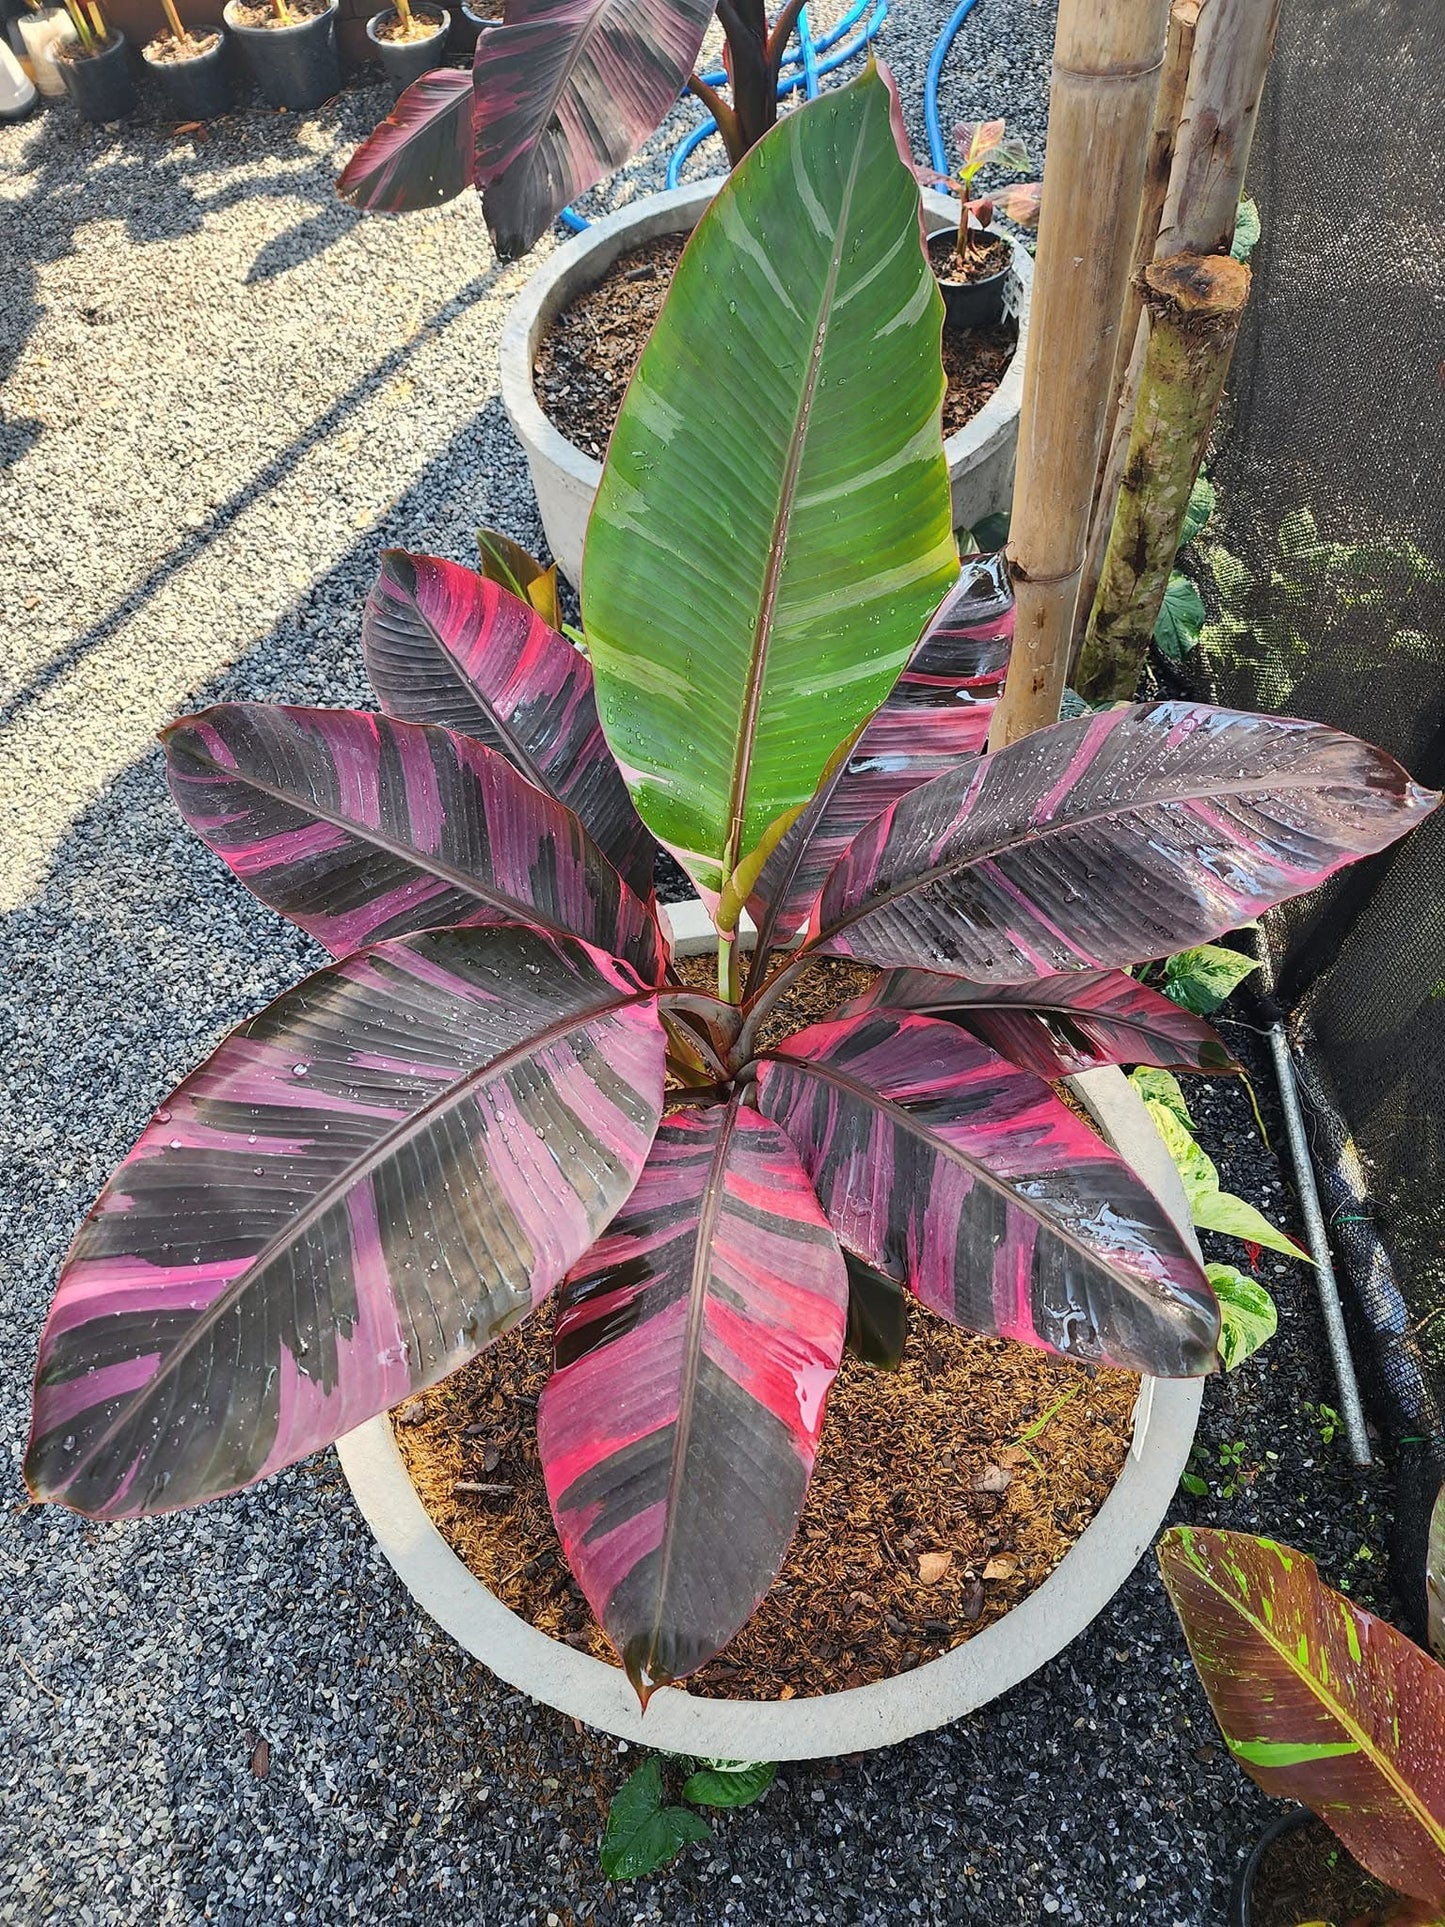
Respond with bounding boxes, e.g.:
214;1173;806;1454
1267;1020;1372;1466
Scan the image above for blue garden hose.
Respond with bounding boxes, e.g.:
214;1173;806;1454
923;0;984;175
557;0;887;230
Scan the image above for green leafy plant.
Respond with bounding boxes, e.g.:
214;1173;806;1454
56;0;109;54
600;1758;712;1880
1156;942;1258;1016
1230;196;1261;262
1209;1262;1278;1370
22;74;1437;1712
599;1754;776;1879
1131;1068;1308;1262
1160;1527;1445;1916
1151;474;1216;666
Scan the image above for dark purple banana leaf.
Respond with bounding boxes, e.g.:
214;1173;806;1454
747;553;1013;962
164;704;664;984
26;927;666;1521
337;70;477;214
362;550;657;901
843;968;1236;1079
755;1010;1219;1377
807;703;1438;981
473;0;716;259
538;1098;847;1701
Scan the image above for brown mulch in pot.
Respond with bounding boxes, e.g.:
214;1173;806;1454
227;0;329;28
533;231;1018;464
390;950;1140;1702
143;26;222;61
374;4;444;40
928;230;1013;285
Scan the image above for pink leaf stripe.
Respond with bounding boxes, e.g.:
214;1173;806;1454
362;550;657;902
164;704;664;983
755;1011;1220;1377
26;928;666;1522
844;968;1235;1079
472;0;715;258
809;703;1438;980
1160;1528;1445;1906
538;1099;848;1700
337;69;478;213
747;553;1012;957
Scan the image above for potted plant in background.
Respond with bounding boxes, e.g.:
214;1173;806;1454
337;27;1034;582
1160;1527;1445;1925
141;0;231;119
25;74;1435;1759
222;0;336;111
53;0;136;120
924;117;1042;329
365;0;447;99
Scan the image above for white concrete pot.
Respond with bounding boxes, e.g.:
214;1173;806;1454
340;899;1202;1758
498;184;1033;588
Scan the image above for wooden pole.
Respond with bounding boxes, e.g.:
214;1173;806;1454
1156;0;1282;259
1074;0;1282;698
1076;254;1249;702
990;0;1172;750
1071;0;1200;659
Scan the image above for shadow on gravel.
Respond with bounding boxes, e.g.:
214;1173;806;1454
0;254;508;737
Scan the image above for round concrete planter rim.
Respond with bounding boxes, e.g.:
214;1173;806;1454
339;899;1203;1759
496;182;1032;559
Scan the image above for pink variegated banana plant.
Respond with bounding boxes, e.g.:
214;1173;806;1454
337;0;829;259
27;76;1438;1705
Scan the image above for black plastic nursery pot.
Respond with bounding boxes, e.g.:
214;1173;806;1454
142;27;233;118
57;30;137;121
1231;1807;1402;1926
447;0;493;58
365;2;446;98
222;0;337;110
937;230;1013;331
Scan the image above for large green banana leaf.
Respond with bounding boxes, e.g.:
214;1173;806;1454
582;66;957;903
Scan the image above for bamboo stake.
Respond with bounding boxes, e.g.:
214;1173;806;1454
1075;254;1249;702
990;0;1172;750
159;0;194;52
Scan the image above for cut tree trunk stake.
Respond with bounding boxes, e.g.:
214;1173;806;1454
990;0;1172;748
1074;0;1200;658
1076;252;1249;702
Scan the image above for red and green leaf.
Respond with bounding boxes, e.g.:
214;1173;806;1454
754;1011;1219;1377
807;703;1438;980
843;968;1236;1079
746;552;1012;959
362;550;657;901
337;69;477;214
164;704;663;982
26;927;666;1521
472;0;715;259
1160;1526;1445;1906
538;1098;848;1701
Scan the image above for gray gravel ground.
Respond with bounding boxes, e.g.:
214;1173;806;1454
0;11;1404;1923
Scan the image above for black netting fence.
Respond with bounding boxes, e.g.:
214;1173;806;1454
1188;0;1443;1479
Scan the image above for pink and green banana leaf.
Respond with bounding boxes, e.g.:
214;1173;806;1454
538;1099;848;1697
163;704;664;984
26;927;666;1520
806;703;1438;981
755;1010;1220;1377
1160;1527;1445;1908
746;551;1012;962
362;549;657;902
841;968;1237;1080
